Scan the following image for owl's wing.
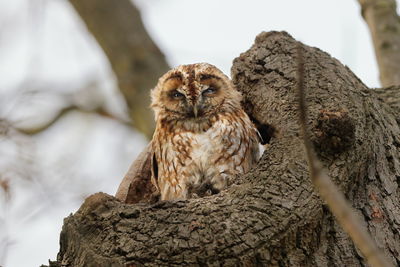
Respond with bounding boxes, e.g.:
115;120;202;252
150;147;160;193
115;143;158;204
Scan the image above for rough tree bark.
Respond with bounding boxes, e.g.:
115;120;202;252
358;0;400;86
69;0;170;138
49;32;400;266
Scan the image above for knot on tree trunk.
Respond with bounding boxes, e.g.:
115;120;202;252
49;31;400;267
313;109;356;154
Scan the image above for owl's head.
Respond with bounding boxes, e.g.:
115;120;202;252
151;63;242;123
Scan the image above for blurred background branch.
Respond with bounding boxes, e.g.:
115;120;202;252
69;0;170;138
358;0;400;86
14;105;131;136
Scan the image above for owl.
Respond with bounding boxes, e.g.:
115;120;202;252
150;63;260;201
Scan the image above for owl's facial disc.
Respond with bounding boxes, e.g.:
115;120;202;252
153;64;236;122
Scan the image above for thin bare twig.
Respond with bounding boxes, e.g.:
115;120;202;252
13;105;131;136
296;44;392;267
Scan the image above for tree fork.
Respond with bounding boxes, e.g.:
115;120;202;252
49;31;400;266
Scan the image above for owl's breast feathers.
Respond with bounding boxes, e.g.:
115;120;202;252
151;109;259;200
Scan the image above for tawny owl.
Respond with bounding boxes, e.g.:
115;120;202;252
150;63;260;201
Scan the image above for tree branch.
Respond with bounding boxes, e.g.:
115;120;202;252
14;105;131;136
69;0;170;138
358;0;400;86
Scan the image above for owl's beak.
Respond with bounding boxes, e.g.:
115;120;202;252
193;105;198;118
188;100;202;118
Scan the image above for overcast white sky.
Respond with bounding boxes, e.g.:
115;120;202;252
0;0;399;266
136;0;387;87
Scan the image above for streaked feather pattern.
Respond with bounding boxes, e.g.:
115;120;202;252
150;63;259;200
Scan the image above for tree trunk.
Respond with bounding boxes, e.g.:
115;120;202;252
69;0;170;138
358;0;400;86
50;32;400;266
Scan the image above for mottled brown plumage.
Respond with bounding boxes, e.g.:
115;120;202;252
150;63;260;200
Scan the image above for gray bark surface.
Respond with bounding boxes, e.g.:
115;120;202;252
52;32;400;266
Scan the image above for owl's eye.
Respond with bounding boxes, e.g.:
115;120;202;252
170;90;185;99
202;87;217;96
